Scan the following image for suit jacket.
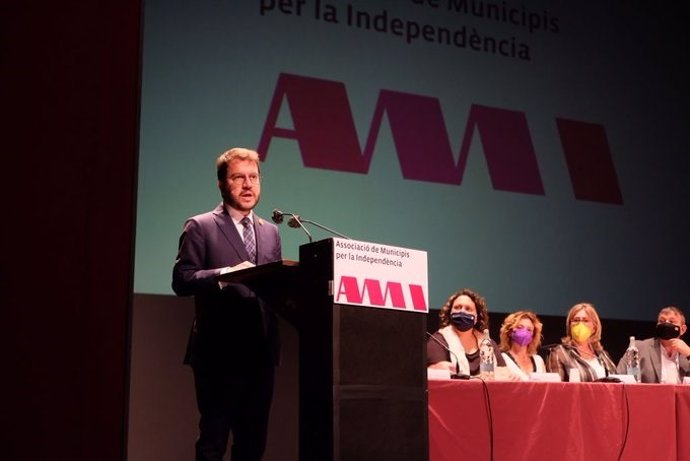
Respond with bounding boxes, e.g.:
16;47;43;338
172;203;282;370
616;337;690;383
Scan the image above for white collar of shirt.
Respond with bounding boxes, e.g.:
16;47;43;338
225;206;255;242
660;350;680;384
584;357;606;379
225;204;253;224
502;352;530;381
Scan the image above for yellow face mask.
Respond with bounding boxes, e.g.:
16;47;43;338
571;322;592;342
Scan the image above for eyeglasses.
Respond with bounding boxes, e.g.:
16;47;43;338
570;317;591;324
228;173;260;185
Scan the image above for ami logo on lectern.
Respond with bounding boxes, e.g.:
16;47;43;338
256;73;623;205
335;276;428;311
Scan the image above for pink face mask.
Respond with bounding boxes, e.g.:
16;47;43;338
510;328;533;346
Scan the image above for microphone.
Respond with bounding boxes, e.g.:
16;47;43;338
595;350;621;383
540;343;560;352
539;343;560;359
271;209;284;224
271;208;351;241
287;216;302;228
272;209;312;242
426;332;470;379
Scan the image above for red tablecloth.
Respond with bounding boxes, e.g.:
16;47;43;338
677;386;690;459
428;380;689;461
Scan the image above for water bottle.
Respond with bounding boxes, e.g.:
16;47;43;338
479;329;495;380
625;336;640;383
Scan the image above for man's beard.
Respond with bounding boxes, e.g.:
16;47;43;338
225;191;260;212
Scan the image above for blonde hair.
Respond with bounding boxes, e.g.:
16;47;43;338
562;302;604;351
499;310;543;355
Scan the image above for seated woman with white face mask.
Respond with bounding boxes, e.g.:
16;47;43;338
546;302;617;382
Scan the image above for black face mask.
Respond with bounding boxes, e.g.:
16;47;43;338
450;311;476;332
655;322;681;340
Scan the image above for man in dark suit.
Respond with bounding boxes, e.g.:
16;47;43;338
616;306;690;383
173;147;282;461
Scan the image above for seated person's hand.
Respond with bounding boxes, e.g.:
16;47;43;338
667;339;690;357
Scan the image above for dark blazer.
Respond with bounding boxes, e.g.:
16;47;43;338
616;337;690;383
172;203;282;370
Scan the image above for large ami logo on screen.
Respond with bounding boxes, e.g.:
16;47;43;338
257;73;623;205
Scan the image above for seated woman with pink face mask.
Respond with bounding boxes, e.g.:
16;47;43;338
546;302;617;382
498;310;547;381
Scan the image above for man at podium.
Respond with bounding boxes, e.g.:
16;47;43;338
172;147;282;461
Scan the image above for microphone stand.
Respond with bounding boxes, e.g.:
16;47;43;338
288;215;352;240
426;332;471;379
290;216;352;240
272;208;351;241
286;214;313;243
595;351;621;383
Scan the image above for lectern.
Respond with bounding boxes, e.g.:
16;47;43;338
223;238;429;460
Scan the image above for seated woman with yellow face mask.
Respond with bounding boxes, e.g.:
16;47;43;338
546;302;617;382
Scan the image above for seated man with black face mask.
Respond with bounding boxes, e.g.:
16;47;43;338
616;306;690;383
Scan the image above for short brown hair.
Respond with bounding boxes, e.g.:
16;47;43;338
658;306;686;325
216;147;261;181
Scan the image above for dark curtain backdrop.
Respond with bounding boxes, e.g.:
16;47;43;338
4;1;142;460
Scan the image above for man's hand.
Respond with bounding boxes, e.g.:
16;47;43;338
666;338;690;357
218;261;257;288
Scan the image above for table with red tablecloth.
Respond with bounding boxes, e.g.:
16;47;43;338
428;379;690;461
677;385;690;459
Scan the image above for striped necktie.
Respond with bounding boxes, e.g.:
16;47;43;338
241;217;257;264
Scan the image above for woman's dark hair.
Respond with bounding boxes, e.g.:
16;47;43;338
438;288;489;331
